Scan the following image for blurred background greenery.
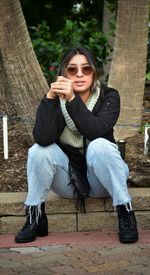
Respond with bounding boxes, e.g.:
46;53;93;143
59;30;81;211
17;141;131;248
20;0;149;84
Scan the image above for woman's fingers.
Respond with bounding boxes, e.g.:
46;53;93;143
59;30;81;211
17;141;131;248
50;76;74;101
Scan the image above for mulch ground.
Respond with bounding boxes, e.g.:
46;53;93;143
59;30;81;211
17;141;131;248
0;121;28;192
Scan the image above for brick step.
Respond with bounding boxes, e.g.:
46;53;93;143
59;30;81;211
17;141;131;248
0;188;150;235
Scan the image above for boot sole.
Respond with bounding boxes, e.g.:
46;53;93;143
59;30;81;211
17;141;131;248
15;236;36;243
119;237;138;243
15;232;48;243
38;232;48;237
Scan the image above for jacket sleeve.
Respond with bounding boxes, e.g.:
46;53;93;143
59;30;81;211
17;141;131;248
33;96;65;146
66;89;120;141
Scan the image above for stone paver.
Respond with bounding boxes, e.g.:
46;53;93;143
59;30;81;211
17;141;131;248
0;230;149;275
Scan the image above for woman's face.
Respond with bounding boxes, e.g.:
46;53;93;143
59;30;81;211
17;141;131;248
65;54;94;95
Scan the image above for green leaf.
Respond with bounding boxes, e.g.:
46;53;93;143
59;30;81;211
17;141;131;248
146;71;150;80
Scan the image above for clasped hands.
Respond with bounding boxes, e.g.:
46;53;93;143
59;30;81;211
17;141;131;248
47;76;75;102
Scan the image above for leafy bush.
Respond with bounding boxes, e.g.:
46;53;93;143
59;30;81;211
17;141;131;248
30;19;113;84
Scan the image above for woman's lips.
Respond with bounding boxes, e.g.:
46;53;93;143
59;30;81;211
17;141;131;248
75;81;85;86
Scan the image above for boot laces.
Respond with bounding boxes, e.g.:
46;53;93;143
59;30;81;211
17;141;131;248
22;216;36;231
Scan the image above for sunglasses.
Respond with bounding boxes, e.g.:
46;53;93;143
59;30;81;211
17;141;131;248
66;65;93;75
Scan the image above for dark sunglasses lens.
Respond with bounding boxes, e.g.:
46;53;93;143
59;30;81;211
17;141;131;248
66;67;78;75
82;66;93;75
66;65;93;75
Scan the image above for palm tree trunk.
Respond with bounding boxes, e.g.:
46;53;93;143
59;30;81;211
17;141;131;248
108;0;149;140
0;0;49;142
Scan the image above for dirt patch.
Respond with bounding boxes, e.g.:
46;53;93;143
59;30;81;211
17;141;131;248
0;120;29;192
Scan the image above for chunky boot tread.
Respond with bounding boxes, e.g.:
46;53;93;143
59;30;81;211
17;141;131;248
15;236;36;243
119;236;139;244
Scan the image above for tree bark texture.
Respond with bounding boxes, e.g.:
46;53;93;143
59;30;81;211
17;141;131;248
108;0;149;139
0;0;49;142
102;0;115;80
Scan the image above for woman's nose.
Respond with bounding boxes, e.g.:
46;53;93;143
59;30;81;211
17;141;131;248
76;68;83;76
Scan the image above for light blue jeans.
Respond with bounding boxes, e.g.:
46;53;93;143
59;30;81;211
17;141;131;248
25;138;131;207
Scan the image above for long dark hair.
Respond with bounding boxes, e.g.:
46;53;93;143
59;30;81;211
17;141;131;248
57;47;99;92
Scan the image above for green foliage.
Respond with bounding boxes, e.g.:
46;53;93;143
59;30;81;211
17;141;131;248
139;122;150;134
20;0;74;35
146;72;150;81
30;19;113;83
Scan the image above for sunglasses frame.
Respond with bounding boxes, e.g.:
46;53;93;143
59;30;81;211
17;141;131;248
66;65;93;76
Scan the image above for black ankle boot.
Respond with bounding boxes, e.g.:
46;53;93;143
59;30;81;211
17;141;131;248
15;203;48;243
117;204;138;243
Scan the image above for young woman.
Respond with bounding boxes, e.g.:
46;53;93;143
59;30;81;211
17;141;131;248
15;47;138;244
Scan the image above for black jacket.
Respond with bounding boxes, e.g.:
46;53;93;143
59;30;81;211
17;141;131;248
33;84;120;169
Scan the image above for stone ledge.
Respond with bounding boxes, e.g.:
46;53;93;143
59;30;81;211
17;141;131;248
0;188;150;216
1;211;150;235
1;214;77;235
0;188;150;234
106;187;150;211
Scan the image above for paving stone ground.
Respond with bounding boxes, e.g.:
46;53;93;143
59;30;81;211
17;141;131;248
0;230;149;275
